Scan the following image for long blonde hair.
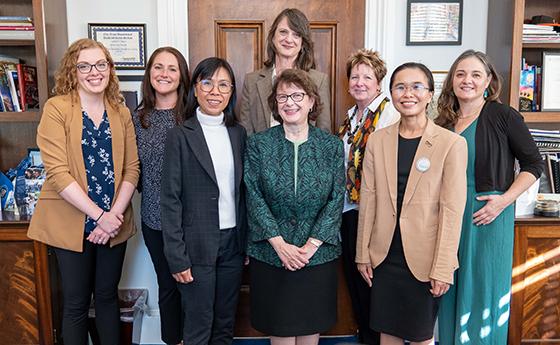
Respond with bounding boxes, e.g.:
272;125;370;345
435;50;501;129
53;38;123;109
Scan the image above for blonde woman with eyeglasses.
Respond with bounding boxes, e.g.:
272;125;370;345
28;38;139;345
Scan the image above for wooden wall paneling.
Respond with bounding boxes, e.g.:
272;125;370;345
511;222;560;344
0;241;39;344
215;21;265;98
310;22;337;125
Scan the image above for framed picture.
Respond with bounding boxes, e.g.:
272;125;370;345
427;70;448;119
541;52;560;111
406;0;463;45
88;23;146;70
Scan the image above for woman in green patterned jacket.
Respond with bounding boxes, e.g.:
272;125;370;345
244;69;345;345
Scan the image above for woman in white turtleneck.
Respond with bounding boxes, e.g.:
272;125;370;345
160;57;247;345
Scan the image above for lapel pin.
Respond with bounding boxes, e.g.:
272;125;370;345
416;157;430;172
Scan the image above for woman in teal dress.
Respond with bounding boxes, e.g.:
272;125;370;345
436;50;543;344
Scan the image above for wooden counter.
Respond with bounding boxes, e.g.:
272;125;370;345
510;216;560;344
0;212;54;345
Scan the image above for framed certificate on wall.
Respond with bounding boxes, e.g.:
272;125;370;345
88;23;147;70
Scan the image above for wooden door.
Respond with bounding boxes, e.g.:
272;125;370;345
188;0;365;133
188;1;365;336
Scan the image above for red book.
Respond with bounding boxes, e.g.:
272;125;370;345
0;26;34;31
19;65;38;110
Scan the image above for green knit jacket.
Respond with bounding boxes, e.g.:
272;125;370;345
244;125;344;267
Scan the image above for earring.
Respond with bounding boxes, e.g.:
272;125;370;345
484;89;489;98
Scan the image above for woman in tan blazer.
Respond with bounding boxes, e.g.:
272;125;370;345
239;8;331;134
27;38;139;345
356;62;467;345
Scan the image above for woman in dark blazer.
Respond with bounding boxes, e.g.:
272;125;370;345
244;69;344;345
436;50;543;345
160;57;247;345
239;8;331;134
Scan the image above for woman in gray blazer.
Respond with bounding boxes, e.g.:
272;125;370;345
239;8;331;134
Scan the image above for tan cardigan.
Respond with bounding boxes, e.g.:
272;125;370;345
356;119;467;284
27;94;140;252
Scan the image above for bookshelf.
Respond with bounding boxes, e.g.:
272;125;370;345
487;1;560;344
0;1;54;345
0;0;48;173
487;0;560;127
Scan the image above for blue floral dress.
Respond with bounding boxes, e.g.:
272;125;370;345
81;110;115;233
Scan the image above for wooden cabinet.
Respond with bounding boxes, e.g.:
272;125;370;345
0;0;49;172
510;216;560;344
487;0;560;126
0;212;54;345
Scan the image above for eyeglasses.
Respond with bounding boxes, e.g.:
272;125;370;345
391;83;431;96
276;92;306;103
76;61;110;74
198;79;233;94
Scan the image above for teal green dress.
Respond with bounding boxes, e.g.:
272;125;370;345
439;119;515;344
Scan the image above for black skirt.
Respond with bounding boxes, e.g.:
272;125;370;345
369;225;440;342
250;258;338;336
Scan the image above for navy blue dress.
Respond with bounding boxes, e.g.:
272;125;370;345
81;110;115;233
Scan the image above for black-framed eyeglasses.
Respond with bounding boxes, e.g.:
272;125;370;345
198;79;233;94
391;83;430;96
76;61;110;74
276;92;306;103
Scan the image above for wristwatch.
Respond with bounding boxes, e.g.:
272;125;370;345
309;238;322;248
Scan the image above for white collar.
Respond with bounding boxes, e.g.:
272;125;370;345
196;107;224;126
347;92;390;116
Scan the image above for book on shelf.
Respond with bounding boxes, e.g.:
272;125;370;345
0;30;34;40
519;64;536;111
0;58;39;112
0;26;35;31
0;64;15;112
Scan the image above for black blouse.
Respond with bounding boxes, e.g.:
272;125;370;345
473;101;543;192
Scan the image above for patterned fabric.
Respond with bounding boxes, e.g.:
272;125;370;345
337;97;388;202
244;125;345;267
81;110;115;233
132;109;176;230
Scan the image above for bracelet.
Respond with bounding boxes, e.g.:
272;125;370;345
95;210;105;222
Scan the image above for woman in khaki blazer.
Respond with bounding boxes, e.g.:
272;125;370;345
28;38;139;345
239;8;331;134
356;62;467;345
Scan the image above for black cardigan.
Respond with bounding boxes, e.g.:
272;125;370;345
473;101;543;192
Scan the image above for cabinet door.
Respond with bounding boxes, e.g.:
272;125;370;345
511;223;560;343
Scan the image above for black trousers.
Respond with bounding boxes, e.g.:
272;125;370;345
177;228;244;345
142;223;183;344
340;210;380;345
53;239;127;345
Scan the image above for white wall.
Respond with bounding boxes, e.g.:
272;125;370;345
60;0;489;343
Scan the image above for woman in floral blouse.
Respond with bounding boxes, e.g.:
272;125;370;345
244;69;344;345
28;38;139;345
